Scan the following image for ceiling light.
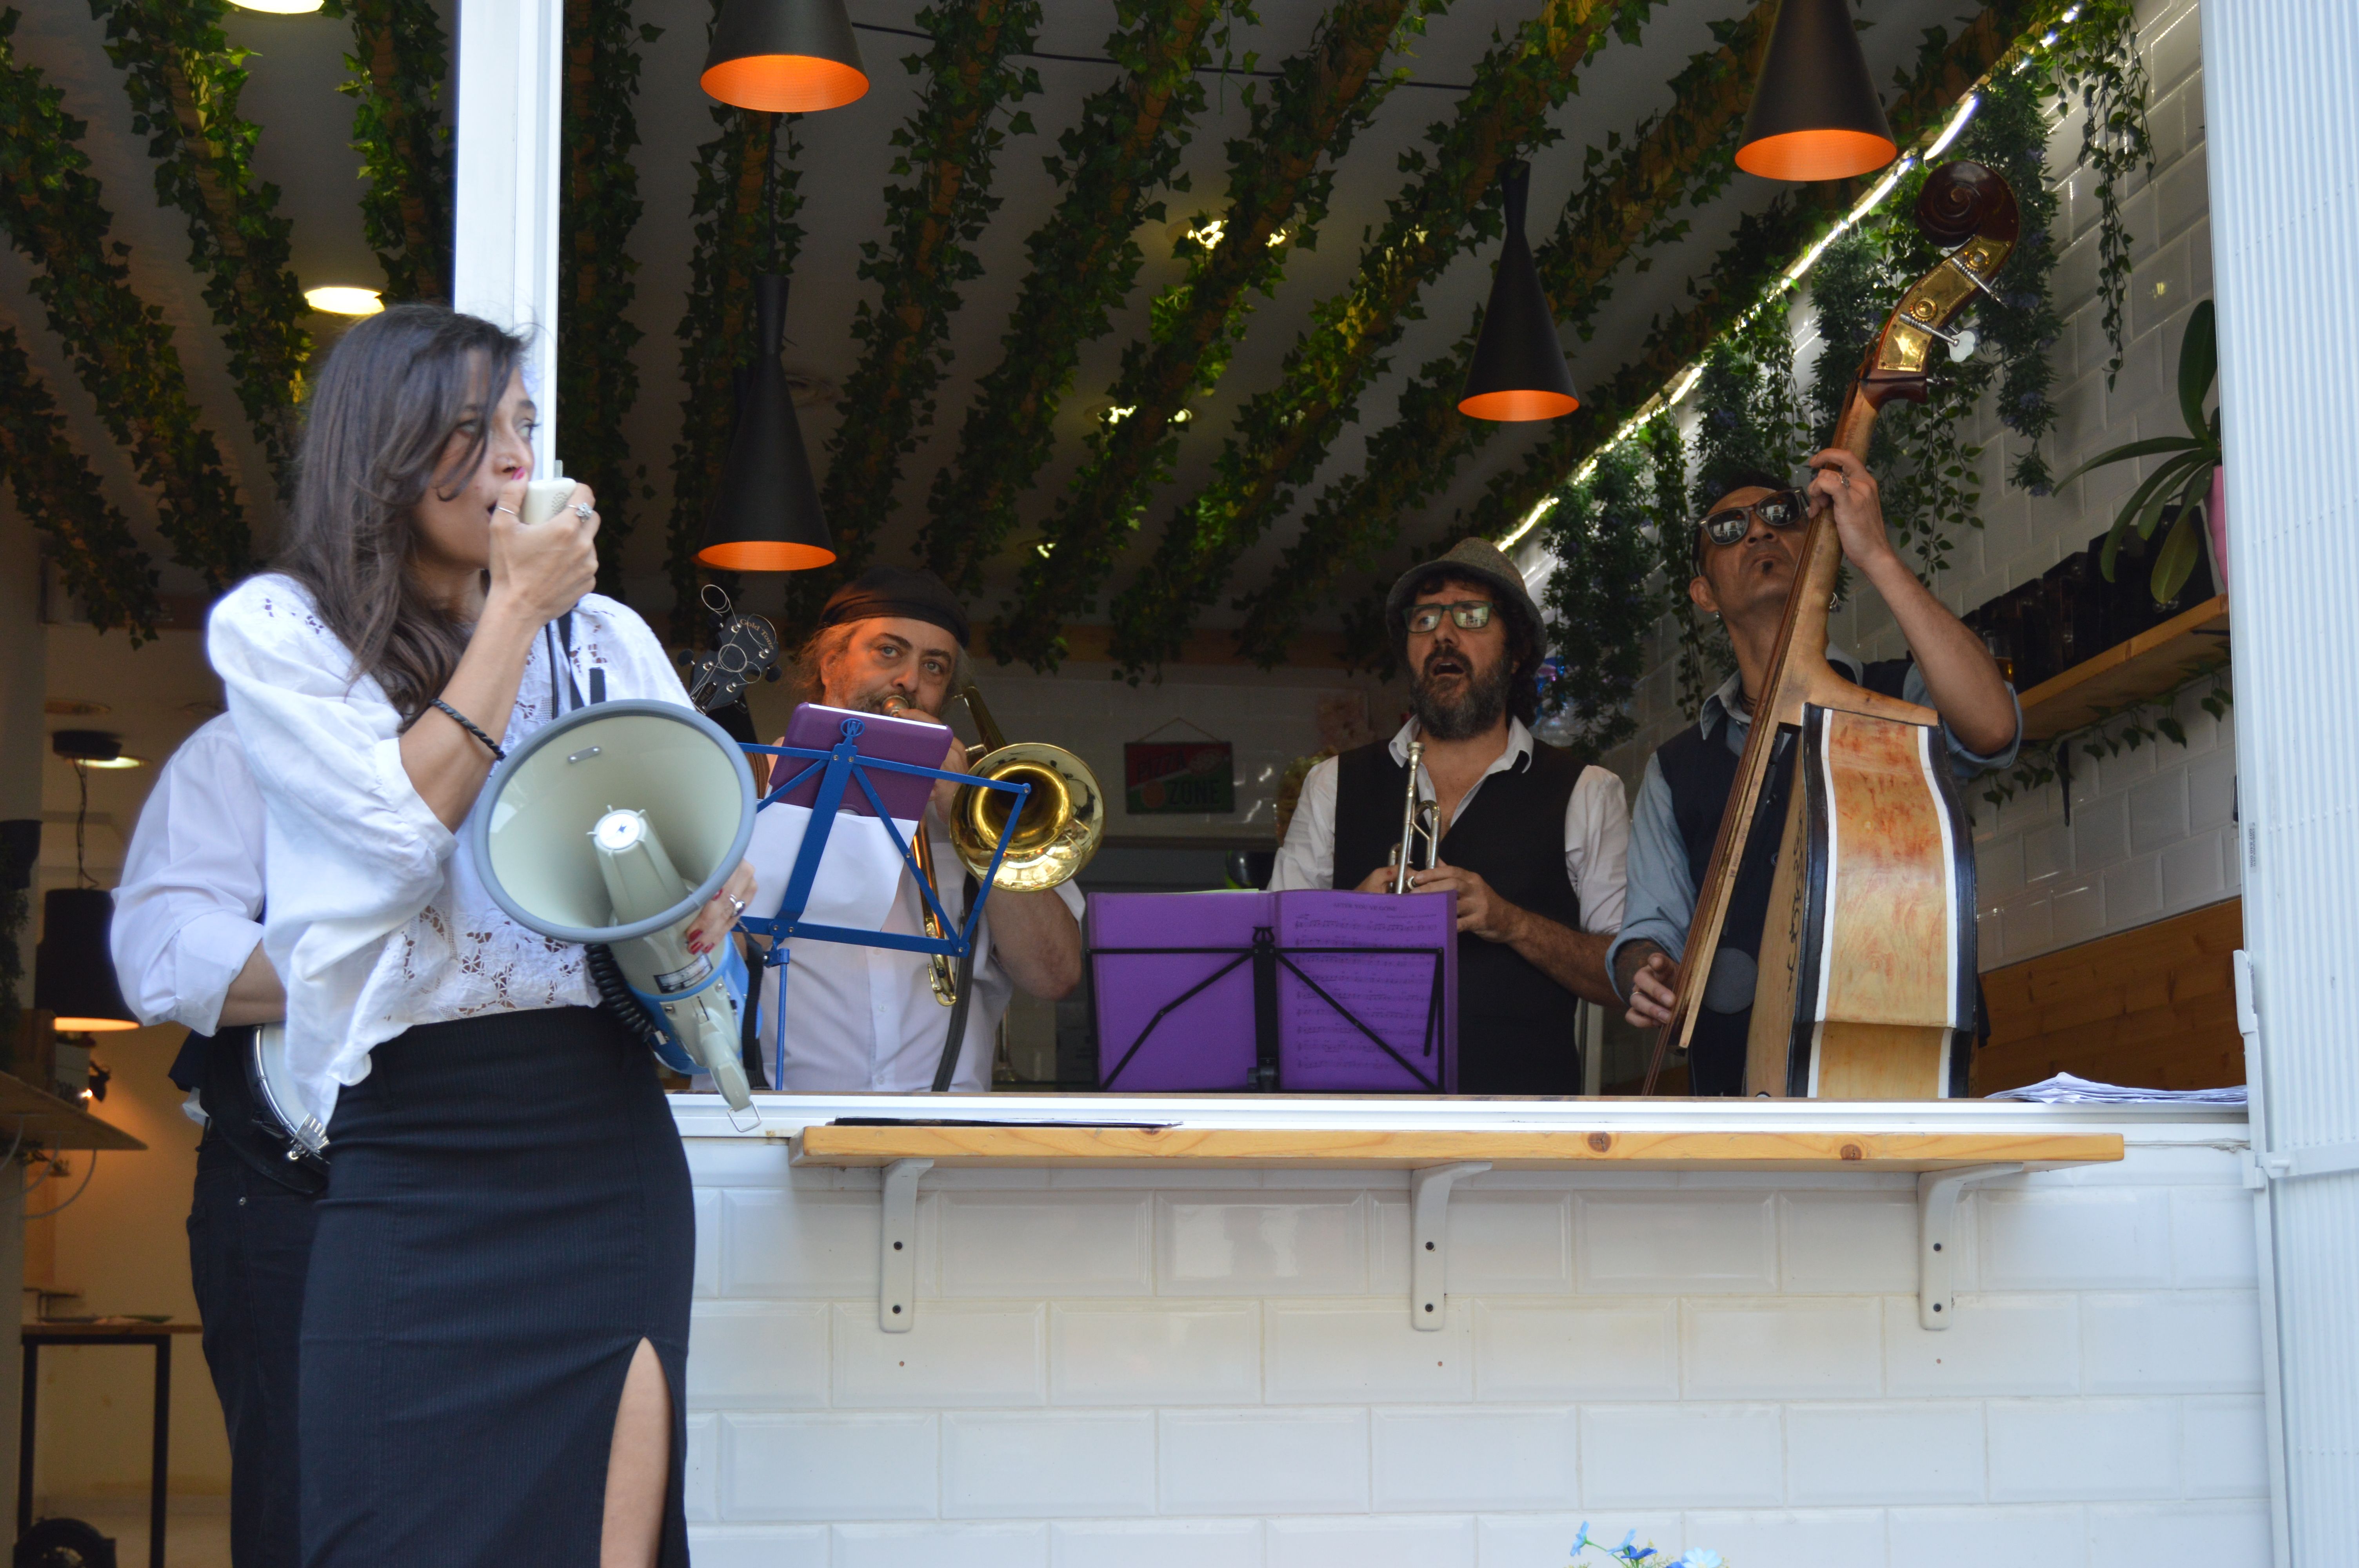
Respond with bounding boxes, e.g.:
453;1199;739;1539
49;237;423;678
697;274;836;573
1187;218;1226;250
228;0;325;11
1735;0;1899;182
1458;160;1580;422
702;0;868;113
36;888;140;1034
305;285;383;316
51;730;139;769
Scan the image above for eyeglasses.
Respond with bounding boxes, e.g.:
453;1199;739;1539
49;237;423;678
1404;600;1494;635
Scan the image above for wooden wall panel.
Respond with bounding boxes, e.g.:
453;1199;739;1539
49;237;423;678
1973;898;2245;1093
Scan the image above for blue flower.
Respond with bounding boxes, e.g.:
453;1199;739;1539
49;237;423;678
1679;1552;1724;1568
1572;1523;1591;1555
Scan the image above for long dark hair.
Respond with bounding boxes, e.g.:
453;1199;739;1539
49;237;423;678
276;305;527;722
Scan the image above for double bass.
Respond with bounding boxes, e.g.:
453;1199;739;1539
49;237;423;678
1645;161;2020;1100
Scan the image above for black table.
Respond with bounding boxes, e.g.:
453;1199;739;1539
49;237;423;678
18;1323;198;1568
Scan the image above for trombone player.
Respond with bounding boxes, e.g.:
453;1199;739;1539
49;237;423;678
760;566;1085;1091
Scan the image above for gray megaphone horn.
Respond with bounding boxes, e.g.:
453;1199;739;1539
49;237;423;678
474;699;759;1113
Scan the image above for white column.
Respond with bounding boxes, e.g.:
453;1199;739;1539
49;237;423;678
2203;3;2359;1563
452;0;566;474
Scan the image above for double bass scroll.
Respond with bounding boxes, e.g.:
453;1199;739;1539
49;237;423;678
1643;161;2020;1101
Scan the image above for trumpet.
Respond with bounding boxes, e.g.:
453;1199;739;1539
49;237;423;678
882;683;1104;1005
1390;733;1438;895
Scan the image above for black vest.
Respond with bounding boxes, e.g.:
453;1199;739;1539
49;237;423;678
1333;737;1585;1094
1652;658;1912;1094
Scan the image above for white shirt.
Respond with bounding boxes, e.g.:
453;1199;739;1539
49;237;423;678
110;715;267;1036
762;818;1085;1094
1268;716;1629;935
208;574;695;1125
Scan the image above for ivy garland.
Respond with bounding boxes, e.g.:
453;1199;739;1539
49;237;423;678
92;0;311;500
2044;0;2151;388
1103;0;1663;679
1981;657;2228;812
800;0;1043;629
668;101;801;627
560;0;660;599
0;10;250;588
325;0;451;304
1531;440;1664;765
922;0;1241;600
0;318;162;639
1231;0;1781;670
990;0;1434;672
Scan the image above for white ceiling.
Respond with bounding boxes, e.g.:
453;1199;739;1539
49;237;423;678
2;0;1982;632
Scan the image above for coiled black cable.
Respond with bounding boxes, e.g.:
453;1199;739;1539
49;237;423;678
586;943;665;1050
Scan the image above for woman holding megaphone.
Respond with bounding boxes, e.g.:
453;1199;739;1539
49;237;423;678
209;306;749;1568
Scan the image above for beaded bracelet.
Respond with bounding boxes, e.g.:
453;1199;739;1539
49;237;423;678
431;698;506;762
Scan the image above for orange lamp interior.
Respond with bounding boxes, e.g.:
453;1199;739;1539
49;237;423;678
1734;129;1897;183
1458;388;1580;422
700;56;868;114
52;1016;139;1033
696;540;838;572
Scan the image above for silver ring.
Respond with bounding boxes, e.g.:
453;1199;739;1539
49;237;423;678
494;505;521;518
722;892;746;919
572;502;592;520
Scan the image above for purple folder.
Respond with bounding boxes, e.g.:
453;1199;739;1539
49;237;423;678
1089;890;1456;1093
775;703;952;821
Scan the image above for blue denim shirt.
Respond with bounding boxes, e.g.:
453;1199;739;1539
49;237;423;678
1604;646;2023;998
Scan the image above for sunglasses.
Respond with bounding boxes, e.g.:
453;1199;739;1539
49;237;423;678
1404;600;1494;635
1693;489;1810;571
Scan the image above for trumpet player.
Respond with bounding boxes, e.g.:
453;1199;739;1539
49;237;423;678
1269;539;1628;1094
762;566;1084;1092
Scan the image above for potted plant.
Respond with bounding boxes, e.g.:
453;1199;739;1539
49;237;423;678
2052;298;2225;604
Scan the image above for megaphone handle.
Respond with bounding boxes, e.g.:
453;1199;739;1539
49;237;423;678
929;946;978;1093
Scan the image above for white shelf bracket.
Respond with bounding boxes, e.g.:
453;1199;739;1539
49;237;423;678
1410;1160;1490;1330
1917;1162;2022;1329
879;1157;932;1333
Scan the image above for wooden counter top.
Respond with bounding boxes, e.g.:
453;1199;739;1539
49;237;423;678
792;1121;2124;1172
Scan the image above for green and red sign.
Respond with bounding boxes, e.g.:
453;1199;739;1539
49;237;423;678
1123;740;1234;814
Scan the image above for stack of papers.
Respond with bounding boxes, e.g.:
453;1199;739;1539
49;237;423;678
1985;1072;2248;1105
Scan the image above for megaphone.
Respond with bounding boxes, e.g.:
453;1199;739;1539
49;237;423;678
473;699;760;1112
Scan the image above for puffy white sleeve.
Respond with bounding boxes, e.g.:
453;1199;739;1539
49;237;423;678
207;577;458;1051
109;717;268;1034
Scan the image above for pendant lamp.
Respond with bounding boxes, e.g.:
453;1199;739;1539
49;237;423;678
1458;161;1579;422
1735;0;1897;182
36;888;138;1034
699;273;837;573
702;0;867;114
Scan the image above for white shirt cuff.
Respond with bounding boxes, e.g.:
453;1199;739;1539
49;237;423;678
169;911;266;1036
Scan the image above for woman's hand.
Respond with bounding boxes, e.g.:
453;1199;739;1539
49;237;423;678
685;860;758;957
485;479;600;626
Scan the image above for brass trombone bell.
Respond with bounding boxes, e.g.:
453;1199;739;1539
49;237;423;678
949;740;1103;893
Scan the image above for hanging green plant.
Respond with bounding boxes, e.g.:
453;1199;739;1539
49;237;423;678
1230;0;1780;670
922;0;1241;600
802;0;1043;628
560;0;660;599
1534;440;1667;764
2043;0;2151;388
2050;297;2218;604
0;319;162;639
991;0;1434;671
325;0;451;303
92;0;311;500
668;102;800;628
1103;0;1663;679
0;13;249;588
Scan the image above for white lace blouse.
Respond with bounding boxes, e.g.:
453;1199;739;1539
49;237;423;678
208;573;695;1125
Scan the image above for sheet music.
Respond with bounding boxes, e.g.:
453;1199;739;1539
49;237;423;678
1275;892;1452;1073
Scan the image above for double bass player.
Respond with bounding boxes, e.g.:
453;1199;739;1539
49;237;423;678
1610;448;2021;1094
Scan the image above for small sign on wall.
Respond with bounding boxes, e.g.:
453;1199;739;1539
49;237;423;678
1124;721;1235;814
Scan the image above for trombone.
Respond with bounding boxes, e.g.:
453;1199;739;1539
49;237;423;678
883;683;1105;1005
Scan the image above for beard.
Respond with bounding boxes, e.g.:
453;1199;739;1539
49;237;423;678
1411;646;1513;741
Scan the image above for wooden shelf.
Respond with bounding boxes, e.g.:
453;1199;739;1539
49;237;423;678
794;1122;2123;1173
2018;592;2229;744
0;1071;146;1152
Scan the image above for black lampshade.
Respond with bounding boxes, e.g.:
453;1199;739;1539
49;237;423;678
701;0;867;113
1458;161;1579;422
699;274;836;573
35;887;138;1034
1736;0;1897;181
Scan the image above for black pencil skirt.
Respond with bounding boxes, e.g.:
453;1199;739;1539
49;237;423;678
299;1007;694;1566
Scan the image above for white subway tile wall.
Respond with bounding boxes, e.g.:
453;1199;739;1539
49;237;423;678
686;1128;2264;1564
1589;0;2232;971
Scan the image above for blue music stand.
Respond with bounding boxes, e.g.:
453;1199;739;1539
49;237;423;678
734;713;1031;1090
